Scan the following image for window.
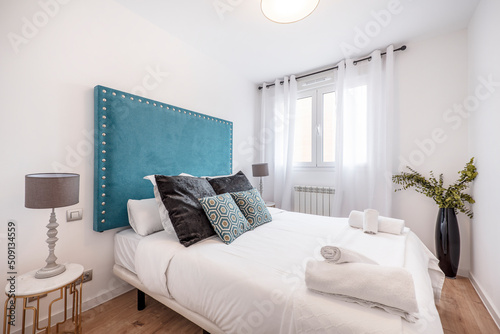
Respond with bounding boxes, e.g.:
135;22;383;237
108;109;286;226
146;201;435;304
293;86;336;167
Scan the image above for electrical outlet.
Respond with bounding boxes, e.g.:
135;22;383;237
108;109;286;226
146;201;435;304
75;269;93;285
66;208;83;222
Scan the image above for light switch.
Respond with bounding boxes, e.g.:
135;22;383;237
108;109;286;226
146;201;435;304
66;208;83;222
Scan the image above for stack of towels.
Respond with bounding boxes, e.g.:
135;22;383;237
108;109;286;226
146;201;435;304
305;246;419;322
349;209;405;235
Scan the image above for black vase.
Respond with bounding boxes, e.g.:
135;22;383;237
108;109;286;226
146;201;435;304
435;208;460;278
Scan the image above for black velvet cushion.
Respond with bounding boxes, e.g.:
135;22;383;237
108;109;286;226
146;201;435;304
207;171;253;194
155;175;216;247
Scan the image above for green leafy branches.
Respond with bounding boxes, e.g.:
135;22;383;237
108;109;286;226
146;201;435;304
392;158;478;218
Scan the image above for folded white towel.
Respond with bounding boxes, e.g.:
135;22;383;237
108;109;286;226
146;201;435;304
348;210;364;229
348;210;405;235
363;209;379;234
379;216;405;235
305;260;419;321
321;246;378;264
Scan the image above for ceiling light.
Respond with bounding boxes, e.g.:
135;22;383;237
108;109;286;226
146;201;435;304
261;0;320;24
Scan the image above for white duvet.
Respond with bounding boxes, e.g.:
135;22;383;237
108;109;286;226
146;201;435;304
134;209;444;334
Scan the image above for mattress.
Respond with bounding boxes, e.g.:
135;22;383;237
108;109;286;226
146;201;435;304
115;208;444;333
114;228;143;274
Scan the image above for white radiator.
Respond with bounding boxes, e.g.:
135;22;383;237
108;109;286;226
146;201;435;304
293;185;335;216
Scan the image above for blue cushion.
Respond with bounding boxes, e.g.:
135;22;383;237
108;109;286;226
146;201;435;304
230;189;272;228
199;193;251;244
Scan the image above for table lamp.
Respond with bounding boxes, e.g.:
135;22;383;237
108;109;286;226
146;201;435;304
252;163;269;196
25;173;80;279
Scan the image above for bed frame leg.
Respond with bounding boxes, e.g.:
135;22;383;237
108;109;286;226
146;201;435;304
137;289;146;311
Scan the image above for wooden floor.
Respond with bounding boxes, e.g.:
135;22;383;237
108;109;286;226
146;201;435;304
73;291;200;334
437;276;499;334
68;276;498;334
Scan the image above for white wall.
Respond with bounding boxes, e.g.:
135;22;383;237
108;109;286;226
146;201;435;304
0;0;256;327
393;29;471;275
468;0;500;325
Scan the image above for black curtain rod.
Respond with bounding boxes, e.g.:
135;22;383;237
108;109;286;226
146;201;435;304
258;45;407;90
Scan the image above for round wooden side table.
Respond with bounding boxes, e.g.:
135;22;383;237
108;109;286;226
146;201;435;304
3;263;83;334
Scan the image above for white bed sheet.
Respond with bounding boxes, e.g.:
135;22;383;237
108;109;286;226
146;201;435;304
128;208;444;333
114;228;143;274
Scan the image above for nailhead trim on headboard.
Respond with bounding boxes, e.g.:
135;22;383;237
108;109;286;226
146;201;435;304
94;85;233;231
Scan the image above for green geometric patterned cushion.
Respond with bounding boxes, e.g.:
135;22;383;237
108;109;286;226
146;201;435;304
199;193;251;244
230;188;272;229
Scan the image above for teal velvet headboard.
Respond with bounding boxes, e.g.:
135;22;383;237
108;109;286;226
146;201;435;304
93;85;233;232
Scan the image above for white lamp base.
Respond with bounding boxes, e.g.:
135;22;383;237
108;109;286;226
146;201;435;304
35;263;66;279
36;209;65;279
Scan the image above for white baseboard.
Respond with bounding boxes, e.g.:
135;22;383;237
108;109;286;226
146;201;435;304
10;282;134;334
458;268;469;278
82;282;134;312
469;273;500;330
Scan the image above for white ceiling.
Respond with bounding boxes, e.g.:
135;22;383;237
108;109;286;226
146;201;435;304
114;0;479;84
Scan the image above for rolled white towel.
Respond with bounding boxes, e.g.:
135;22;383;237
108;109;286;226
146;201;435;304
379;216;405;235
321;246;378;264
348;210;363;229
348;210;405;235
305;260;419;321
363;209;379;234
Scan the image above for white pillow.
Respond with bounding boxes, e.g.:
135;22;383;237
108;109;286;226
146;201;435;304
143;175;177;237
127;198;163;236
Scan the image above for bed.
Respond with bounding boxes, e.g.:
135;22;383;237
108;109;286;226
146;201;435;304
94;85;445;333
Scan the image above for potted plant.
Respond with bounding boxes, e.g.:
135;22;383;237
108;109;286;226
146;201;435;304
392;158;478;278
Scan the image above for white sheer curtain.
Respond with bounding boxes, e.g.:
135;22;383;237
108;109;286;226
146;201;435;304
333;46;395;217
260;76;297;210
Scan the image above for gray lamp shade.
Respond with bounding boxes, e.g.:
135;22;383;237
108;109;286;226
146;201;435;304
252;163;269;177
25;173;80;209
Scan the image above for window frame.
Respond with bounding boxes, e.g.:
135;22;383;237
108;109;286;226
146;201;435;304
294;90;317;168
293;84;336;169
316;86;336;168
